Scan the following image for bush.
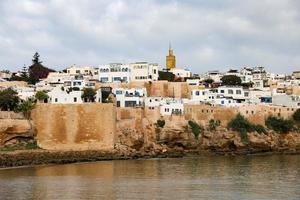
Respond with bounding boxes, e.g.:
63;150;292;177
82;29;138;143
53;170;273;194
208;119;220;131
35;91;48;102
292;109;300;125
156;119;165;128
227;113;253;133
252;124;267;134
16;99;35;119
265;116;294;134
188;120;203;139
227;113;267;143
240;130;249;143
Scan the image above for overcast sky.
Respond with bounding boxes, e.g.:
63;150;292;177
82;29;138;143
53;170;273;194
0;0;299;74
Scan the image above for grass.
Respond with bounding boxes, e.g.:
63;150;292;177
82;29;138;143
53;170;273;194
0;141;39;152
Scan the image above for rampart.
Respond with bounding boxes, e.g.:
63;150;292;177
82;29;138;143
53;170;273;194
31;104;116;151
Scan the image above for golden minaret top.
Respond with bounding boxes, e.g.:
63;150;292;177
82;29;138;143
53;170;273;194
166;43;176;70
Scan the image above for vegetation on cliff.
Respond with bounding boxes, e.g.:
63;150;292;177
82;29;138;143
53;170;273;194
227;113;267;143
266;116;294;134
292;109;300;126
188;120;203;139
156;119;166;128
208;119;220;131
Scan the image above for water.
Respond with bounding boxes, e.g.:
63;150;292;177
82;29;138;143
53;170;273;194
0;155;300;200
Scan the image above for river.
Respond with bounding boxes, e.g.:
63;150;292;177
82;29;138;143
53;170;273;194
0;154;299;200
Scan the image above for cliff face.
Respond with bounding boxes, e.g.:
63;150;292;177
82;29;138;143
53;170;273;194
0;117;33;146
115;113;300;155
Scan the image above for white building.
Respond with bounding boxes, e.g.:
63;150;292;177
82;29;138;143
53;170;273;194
160;99;184;116
186;79;201;86
217;86;250;103
97;62;159;83
170;68;192;79
130;62;159;82
203;70;223;82
272;94;300;108
48;87;102;104
112;88;146;107
98;63;131;83
66;65;95;76
14;87;35;101
190;89;217;103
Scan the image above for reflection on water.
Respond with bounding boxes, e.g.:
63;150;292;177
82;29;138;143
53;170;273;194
0;155;300;200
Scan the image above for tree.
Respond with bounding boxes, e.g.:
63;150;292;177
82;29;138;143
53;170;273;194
16;99;35;119
32;52;42;64
158;71;175;81
81;88;96;102
203;78;214;85
35;91;49;102
292;109;300;125
0;88;20;111
20;65;28;80
28;52;55;84
221;75;242;86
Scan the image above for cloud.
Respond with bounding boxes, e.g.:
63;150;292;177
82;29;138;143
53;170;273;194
0;0;299;74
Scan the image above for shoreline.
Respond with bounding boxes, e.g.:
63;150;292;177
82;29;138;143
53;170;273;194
0;149;300;169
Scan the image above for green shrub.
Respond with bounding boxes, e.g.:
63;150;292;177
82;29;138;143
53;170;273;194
16;99;35;119
208;119;220;131
265;116;294;134
292;109;300;125
35;91;48;102
252;124;267;134
156;119;165;128
227;113;267;143
227;113;253;133
240;130;249;143
188;120;203;139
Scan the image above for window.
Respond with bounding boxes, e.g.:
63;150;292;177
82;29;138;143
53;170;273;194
221;100;224;104
228;89;233;94
74;97;77;102
154;69;157;74
76;70;80;73
100;77;109;82
236;90;242;95
116;90;122;95
244;92;249;97
220;90;224;93
195;91;200;96
55;98;58;102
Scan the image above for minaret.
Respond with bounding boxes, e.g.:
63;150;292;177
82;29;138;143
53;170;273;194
166;43;176;70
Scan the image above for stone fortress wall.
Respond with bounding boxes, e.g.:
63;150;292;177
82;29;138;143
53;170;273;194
31;104;116;151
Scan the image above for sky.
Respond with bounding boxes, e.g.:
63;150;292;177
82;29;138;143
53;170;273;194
0;0;300;74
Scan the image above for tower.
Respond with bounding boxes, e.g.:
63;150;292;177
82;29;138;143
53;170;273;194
166;43;176;70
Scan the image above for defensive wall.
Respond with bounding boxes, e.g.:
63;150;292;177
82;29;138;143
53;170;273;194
31;103;116;151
